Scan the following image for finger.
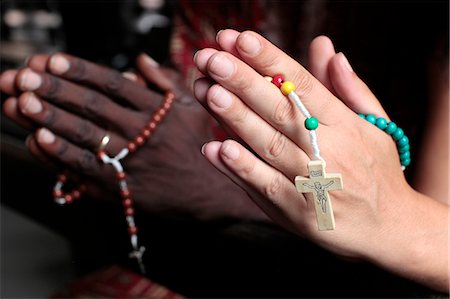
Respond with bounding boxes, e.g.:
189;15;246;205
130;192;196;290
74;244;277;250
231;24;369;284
18;92;127;154
0;69;20;96
201;80;310;180
328;53;389;120
193;48;219;75
26;54;50;72
195;48;322;149
34;127;105;177
47;53;159;110
3;97;35;129
229;30;352;122
16;68;145;139
25;134;54;166
216;29;241;57
136;53;174;91
202;140;308;232
308;35;336;92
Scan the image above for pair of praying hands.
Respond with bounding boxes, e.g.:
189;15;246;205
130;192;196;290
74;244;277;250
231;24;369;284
1;29;447;292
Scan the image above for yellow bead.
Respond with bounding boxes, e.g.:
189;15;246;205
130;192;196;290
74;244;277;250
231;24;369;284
280;81;295;95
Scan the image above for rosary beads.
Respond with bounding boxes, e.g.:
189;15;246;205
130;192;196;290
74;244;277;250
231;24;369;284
53;91;175;274
271;74;343;231
358;114;411;170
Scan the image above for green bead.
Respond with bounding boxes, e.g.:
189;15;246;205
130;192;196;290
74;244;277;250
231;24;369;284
401;157;411;167
358;113;366;119
385;122;397;134
397;135;409;147
392;128;404;140
304;117;319;130
365;114;376;124
400;151;410;160
375;117;387;130
398;144;410;154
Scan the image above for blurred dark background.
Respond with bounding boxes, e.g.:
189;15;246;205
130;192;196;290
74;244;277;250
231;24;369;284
1;0;448;298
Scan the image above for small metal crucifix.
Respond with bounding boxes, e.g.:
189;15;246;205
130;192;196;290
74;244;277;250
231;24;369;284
295;160;343;231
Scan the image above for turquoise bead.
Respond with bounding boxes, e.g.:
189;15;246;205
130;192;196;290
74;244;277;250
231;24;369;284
401;157;411;167
398;144;410;154
375;117;387;130
358;113;365;119
305;117;319;130
365;114;376;124
385;122;397;134
392;128;404;140
400;151;410;160
397;135;409;147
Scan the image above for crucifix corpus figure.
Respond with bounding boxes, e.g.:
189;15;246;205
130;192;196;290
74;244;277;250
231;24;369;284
295;160;343;231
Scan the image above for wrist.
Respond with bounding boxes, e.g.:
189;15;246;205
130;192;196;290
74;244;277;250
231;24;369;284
366;188;449;291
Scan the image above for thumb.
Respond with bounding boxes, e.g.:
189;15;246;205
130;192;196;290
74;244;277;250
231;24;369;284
328;52;390;120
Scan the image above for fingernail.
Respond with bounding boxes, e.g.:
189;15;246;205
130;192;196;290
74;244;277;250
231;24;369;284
37;128;55;144
239;32;261;56
20;69;42;91
122;71;138;81
340;53;353;72
209;54;234;79
201;143;207;155
222;142;240;161
210;85;232;109
49;54;70;75
142;53;159;67
21;92;42;114
215;29;224;44
193;79;211;101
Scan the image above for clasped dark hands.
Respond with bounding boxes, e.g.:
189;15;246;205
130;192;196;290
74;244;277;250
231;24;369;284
1;53;263;221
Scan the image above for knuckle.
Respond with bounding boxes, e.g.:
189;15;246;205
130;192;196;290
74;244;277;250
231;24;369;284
239;158;256;178
76;149;97;172
74;119;95;146
69;59;87;80
41;75;61;100
55;139;69;157
81;91;102;118
42;106;57;127
272;97;296;127
265;131;287;161
103;72;123;94
264;172;284;199
292;70;314;98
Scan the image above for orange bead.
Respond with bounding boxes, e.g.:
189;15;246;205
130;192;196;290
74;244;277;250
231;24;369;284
135;136;145;146
121;189;131;198
116;172;126;180
142;129;152;138
148;121;157;131
158;108;166;116
154;114;162;124
127;142;137;153
53;190;63;198
64;194;73;203
122;198;132;208
128;226;138;235
125;208;134;216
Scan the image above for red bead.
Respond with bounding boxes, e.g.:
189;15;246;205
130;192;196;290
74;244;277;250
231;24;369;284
53;190;63;198
72;190;81;199
122;198;133;208
125;208;134;216
163;103;171;110
148;121;157;131
96;150;104;161
121;189;131;198
158;108;166;116
134;136;145;146
271;74;284;88
153;114;162;124
57;174;67;183
127;142;137;153
142;129;151;138
64;194;73;203
128;226;138;235
116;172;126;180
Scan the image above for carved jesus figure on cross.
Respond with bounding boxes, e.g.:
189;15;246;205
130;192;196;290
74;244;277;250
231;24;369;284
295;160;343;231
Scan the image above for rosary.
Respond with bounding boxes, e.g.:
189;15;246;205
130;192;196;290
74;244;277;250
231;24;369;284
52;91;175;274
270;74;410;231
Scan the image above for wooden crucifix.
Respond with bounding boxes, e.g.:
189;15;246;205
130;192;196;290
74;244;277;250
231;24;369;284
295;160;343;231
